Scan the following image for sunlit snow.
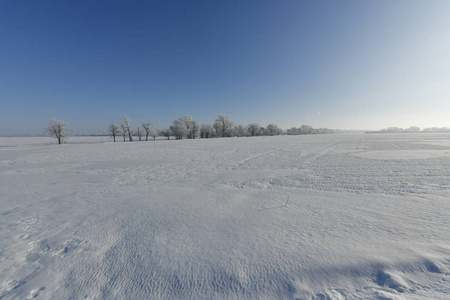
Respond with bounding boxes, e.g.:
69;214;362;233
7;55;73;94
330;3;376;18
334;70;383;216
1;134;449;299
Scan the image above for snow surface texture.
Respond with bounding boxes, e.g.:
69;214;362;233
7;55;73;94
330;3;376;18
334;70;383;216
1;134;449;299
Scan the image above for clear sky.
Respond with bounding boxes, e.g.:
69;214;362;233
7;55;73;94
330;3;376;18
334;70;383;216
1;0;449;135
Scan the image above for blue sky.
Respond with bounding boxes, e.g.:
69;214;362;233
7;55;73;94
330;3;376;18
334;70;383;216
1;0;449;135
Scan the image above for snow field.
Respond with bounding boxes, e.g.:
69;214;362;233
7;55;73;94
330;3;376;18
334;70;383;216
1;134;449;299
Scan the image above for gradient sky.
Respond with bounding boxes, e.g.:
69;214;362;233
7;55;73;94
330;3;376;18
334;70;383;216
1;0;449;135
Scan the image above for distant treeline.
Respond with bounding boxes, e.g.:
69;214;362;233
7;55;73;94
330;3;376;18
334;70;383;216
365;126;450;134
286;125;334;135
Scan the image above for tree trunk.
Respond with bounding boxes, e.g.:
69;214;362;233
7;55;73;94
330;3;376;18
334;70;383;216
128;129;133;141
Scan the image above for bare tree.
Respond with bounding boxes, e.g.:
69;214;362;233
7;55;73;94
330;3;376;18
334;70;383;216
137;127;142;141
214;114;234;137
108;123;120;142
121;123;127;142
121;117;133;141
46;119;70;144
142;122;153;141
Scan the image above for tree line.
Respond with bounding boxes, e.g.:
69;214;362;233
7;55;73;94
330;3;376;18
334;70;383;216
107;115;284;142
46;115;334;144
365;126;450;134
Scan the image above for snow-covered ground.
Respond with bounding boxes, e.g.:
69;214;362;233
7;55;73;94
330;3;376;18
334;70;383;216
1;134;449;299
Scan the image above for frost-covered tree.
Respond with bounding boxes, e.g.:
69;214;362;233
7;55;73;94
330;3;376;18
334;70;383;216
318;128;334;134
190;120;199;139
422;127;450;133
170;118;188;140
46;119;70;144
213;122;221;137
158;128;171;140
200;124;214;138
405;126;420;133
228;126;237;137
235;125;248;137
108;123;120;142
299;125;314;135
265;124;282;136
121;117;133;141
214;114;234;137
182;116;199;139
248;123;263;136
150;130;158;140
287;127;298;135
286;125;332;135
142;122;153;141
